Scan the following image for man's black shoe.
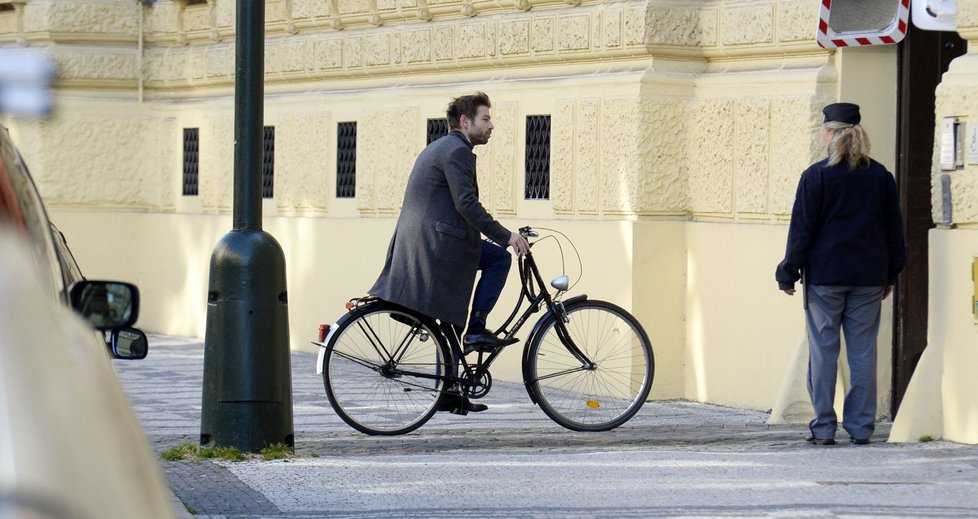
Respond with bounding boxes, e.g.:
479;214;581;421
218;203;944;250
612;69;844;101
436;393;488;414
463;332;519;354
851;438;871;445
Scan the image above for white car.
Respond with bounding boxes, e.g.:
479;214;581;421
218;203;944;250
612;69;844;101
0;125;176;518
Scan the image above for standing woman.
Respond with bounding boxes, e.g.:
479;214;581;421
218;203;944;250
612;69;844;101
776;103;906;445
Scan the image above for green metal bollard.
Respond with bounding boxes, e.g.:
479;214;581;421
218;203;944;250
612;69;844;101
200;230;293;452
199;0;292;452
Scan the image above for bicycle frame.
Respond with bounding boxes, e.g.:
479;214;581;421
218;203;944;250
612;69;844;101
435;247;597;402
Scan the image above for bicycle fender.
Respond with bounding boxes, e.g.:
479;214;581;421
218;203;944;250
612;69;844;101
313;323;339;375
521;294;588;404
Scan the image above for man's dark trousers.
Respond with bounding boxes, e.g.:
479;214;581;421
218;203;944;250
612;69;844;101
470;241;511;321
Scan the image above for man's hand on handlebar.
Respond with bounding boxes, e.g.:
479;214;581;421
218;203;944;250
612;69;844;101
508;231;530;255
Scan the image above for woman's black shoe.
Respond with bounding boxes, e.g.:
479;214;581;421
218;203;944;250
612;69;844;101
806;436;836;445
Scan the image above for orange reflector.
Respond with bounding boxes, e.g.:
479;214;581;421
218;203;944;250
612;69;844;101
318;324;330;342
586;400;600;409
345;301;355;310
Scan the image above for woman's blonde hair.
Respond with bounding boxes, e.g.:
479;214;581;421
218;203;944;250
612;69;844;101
825;121;871;169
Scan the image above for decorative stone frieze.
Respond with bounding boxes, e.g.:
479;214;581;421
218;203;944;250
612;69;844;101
54;49;138;83
0;3;23;40
364;32;392;66
557;14;588;51
313;37;344;69
488;102;517;216
275;112;330;214
182;4;210;33
646;6;715;47
600;97;646;214
23;113;155;208
344;35;364;68
600;7;621;49
22;1;138;40
777;0;818;43
687;98;734;215
402;28;431;62
733;98;771;215
532;16;555;53
769;96;819;216
575;98;600;214
148;116;177;211
551;100;575;215
456;22;487;59
499;19;530;56
200;114;234;213
640;98;687;214
721;3;773;46
432;25;454;60
356;107;419;215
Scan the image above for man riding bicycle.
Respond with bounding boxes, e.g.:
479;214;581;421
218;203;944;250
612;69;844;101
368;92;530;412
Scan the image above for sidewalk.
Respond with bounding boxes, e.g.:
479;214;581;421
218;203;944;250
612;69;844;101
115;334;978;518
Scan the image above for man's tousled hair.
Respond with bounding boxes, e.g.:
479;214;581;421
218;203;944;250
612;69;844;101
447;92;491;130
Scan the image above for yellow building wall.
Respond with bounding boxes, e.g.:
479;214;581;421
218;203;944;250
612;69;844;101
1;0;909;414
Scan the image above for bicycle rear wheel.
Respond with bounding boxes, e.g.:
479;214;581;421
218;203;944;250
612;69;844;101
526;300;654;431
323;303;451;435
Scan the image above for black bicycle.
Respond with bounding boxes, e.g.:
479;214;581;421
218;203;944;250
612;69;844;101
316;226;654;435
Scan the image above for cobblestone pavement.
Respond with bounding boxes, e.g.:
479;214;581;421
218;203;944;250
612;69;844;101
115;335;978;518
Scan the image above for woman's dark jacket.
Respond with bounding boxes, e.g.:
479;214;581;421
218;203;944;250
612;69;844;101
776;157;906;290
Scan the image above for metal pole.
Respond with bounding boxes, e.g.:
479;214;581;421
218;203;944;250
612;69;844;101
233;0;263;231
200;0;293;453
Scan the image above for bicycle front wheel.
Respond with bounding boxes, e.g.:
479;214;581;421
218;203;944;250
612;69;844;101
323;303;451;435
527;300;654;432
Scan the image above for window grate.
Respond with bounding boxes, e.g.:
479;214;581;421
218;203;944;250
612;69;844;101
336;122;357;198
262;126;274;199
524;115;551;200
427;118;449;145
182;128;199;196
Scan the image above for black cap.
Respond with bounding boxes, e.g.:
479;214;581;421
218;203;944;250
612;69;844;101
823;103;861;125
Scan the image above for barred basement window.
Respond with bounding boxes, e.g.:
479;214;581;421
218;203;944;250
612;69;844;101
182;128;199;196
524;115;551;200
262;126;274;199
427;118;449;145
336;122;357;198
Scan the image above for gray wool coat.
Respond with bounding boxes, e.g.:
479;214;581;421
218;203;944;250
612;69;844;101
369;131;511;328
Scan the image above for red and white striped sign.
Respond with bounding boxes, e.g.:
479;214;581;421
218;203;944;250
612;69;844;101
817;0;910;48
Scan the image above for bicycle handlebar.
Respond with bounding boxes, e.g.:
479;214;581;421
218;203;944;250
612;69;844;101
519;226;539;238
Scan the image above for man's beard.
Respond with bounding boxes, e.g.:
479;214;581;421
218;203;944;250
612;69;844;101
470;131;490;145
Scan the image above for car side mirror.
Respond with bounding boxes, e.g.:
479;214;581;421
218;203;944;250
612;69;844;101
68;280;140;330
111;328;148;360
